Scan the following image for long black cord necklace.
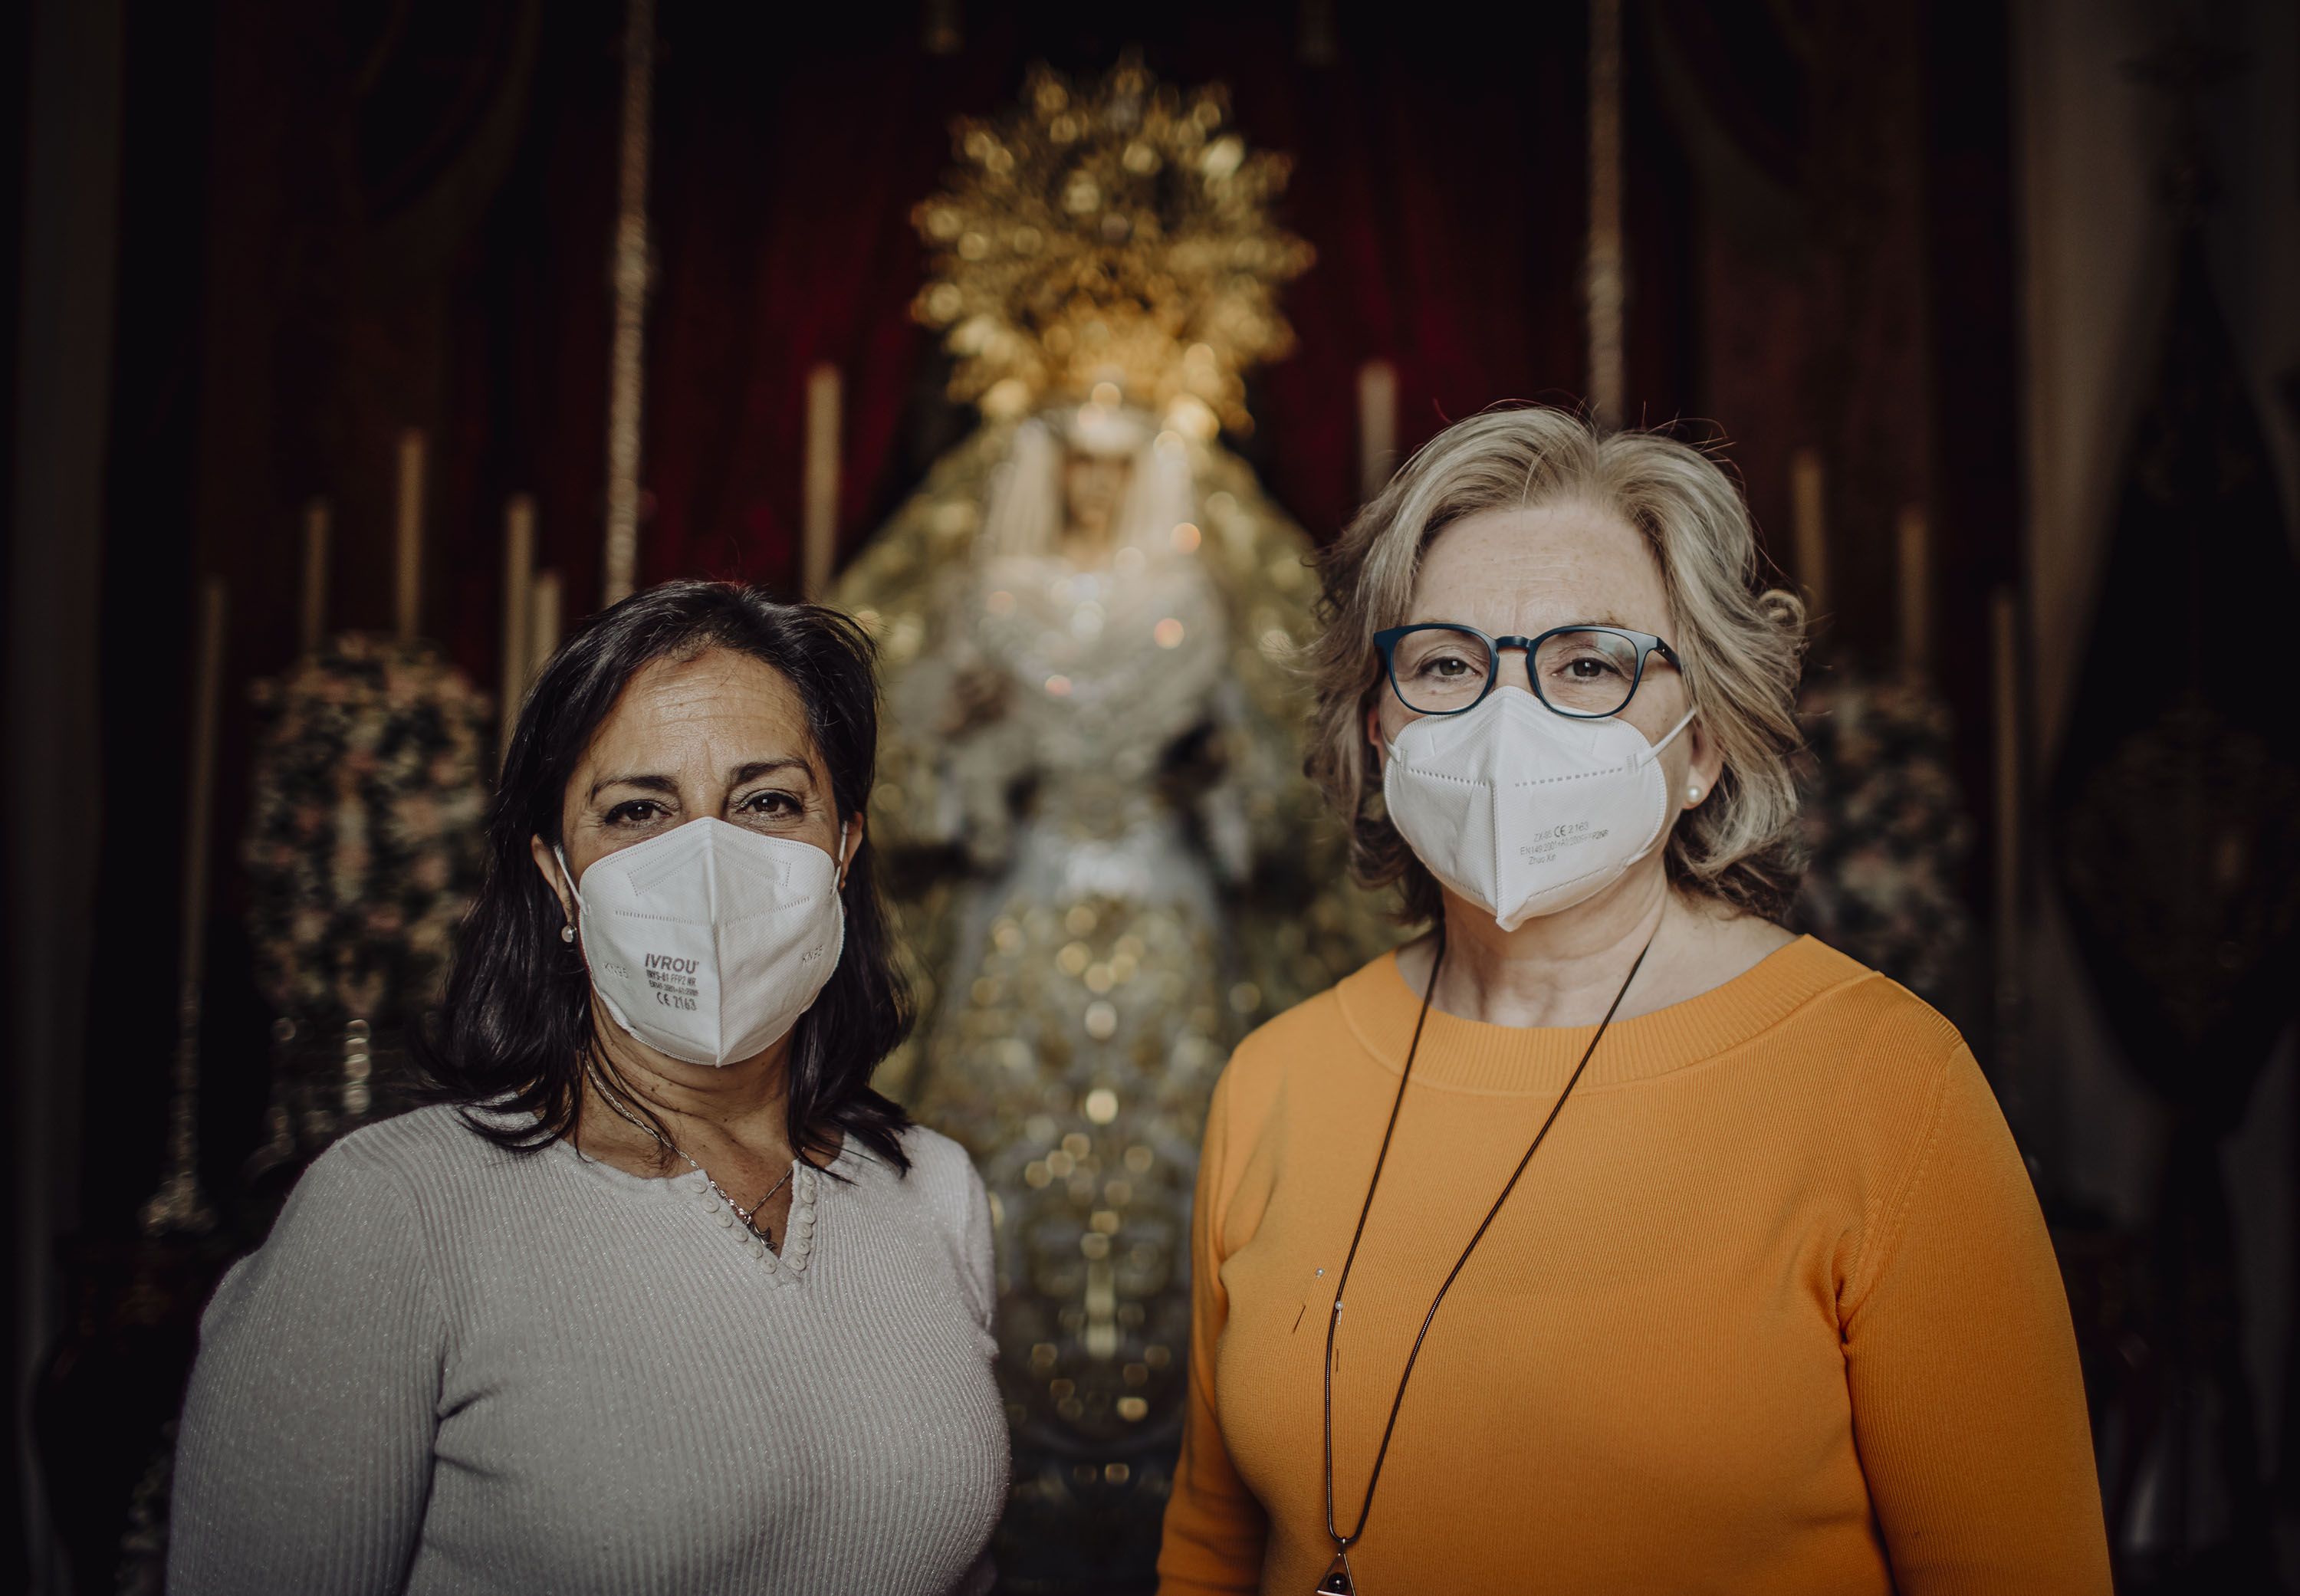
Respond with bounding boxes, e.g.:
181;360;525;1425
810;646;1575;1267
1316;928;1657;1596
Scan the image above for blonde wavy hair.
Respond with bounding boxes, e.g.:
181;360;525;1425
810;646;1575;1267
1305;406;1809;924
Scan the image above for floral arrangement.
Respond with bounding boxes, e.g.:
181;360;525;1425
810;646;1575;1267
1790;672;1974;1004
242;633;492;1039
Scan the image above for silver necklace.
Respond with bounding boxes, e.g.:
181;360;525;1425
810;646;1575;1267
585;1066;796;1244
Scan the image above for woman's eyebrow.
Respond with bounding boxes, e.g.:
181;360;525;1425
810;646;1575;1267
729;758;813;786
588;773;679;802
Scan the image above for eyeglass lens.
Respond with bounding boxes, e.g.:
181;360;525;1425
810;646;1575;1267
1388;626;1643;717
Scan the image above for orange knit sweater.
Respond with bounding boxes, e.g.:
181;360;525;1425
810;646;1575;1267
1157;938;2110;1595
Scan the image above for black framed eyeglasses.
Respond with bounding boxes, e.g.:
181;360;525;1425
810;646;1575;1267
1372;622;1681;718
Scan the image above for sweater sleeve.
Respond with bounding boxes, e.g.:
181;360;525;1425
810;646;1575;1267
168;1142;446;1596
1157;1069;1269;1595
1841;1043;2111;1595
958;1154;997;1337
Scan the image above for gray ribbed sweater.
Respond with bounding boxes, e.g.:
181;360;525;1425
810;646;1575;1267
168;1106;1008;1595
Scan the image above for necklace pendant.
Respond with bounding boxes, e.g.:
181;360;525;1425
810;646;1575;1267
1315;1550;1355;1594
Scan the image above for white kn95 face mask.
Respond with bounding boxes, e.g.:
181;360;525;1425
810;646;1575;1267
1382;686;1696;931
558;816;848;1068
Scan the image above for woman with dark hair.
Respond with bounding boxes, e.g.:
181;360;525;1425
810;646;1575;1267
169;582;1009;1596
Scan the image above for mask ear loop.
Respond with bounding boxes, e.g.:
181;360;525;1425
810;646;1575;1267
552;846;584;946
1644;705;1699;760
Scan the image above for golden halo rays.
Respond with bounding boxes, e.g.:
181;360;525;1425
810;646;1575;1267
911;53;1314;437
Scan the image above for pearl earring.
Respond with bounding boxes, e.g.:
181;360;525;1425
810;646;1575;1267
1686;785;1704;803
560;924;576;944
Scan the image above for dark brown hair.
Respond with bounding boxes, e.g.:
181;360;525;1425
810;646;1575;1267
419;580;915;1172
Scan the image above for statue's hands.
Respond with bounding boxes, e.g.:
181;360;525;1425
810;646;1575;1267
1199;782;1254;885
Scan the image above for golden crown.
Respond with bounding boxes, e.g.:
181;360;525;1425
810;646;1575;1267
911;54;1314;437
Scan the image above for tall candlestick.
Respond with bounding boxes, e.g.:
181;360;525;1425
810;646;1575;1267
1790;448;1829;622
1991;586;2020;931
501;495;536;763
179;580;225;990
803;363;843;599
300;498;330;654
142;578;227;1236
1357;360;1398;502
395;429;426;642
601;0;658;606
1585;0;1625;429
530;569;564;683
1990;584;2023;1066
1897;505;1930;680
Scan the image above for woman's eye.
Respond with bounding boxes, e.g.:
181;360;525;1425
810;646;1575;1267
737;790;803;819
605;800;664;826
1414;652;1480;679
1556;652;1626;680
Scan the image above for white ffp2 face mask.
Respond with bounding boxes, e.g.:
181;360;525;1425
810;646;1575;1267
1383;687;1695;931
559;817;848;1068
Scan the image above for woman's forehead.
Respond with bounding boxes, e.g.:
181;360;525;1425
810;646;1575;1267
580;649;816;773
1408;503;1668;634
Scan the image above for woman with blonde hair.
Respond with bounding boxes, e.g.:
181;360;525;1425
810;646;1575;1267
1157;409;2108;1594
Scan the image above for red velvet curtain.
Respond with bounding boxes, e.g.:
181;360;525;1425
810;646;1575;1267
639;25;1001;587
1245;10;1590;538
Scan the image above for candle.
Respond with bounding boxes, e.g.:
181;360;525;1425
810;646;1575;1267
530;569;564;683
1897;505;1930;681
1790;448;1828;622
395;429;426;642
300;498;330;654
803;363;843;599
501;495;536;763
1357;360;1398;503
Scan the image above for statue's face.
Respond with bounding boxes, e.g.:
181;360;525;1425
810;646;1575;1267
1063;448;1133;537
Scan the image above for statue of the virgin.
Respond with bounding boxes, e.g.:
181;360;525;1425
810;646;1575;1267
832;57;1392;1591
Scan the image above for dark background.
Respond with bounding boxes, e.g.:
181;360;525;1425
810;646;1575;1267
7;0;2297;1590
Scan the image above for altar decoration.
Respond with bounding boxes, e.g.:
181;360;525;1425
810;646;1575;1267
241;632;492;1167
1790;672;1973;1006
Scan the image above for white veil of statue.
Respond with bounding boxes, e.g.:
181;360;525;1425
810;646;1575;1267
829;55;1395;1589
